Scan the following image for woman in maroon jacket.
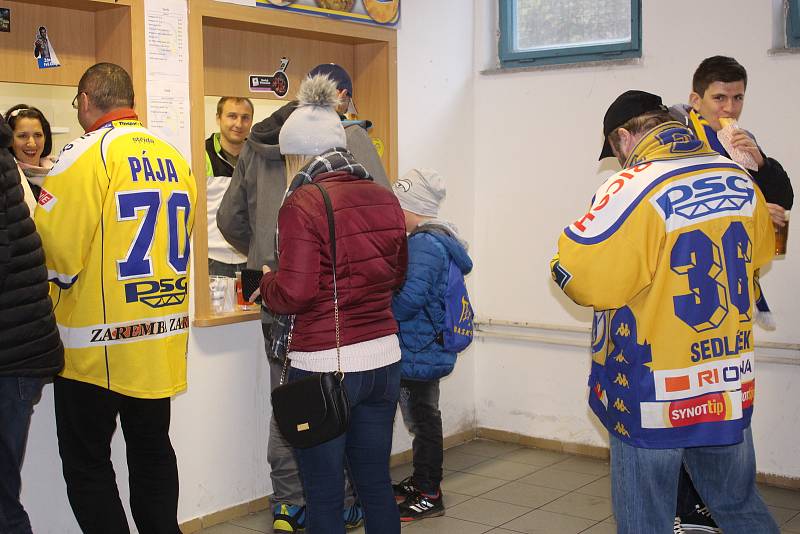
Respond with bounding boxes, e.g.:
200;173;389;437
260;75;407;534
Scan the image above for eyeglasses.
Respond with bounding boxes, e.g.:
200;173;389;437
71;92;85;110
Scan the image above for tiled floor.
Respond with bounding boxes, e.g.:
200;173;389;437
199;439;800;534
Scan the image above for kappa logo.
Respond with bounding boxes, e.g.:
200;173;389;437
615;323;630;337
614;422;630;437
613;398;631;413
654;175;754;222
614;354;629;364
613;373;630;388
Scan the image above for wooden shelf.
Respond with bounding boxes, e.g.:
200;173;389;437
0;0;146;120
189;0;397;327
193;309;261;328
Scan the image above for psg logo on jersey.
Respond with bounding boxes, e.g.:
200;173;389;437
125;277;187;308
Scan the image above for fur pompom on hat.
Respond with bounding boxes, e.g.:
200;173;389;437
279;74;347;156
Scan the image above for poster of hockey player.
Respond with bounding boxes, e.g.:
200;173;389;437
34;26;61;69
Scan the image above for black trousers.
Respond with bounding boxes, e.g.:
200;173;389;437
676;462;713;520
398;379;443;494
54;377;181;534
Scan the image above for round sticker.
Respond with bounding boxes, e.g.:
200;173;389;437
371;137;384;158
315;0;355;11
363;0;399;23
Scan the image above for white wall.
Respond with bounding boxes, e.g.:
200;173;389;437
19;2;800;532
393;0;478;452
19;2;478;532
471;0;800;478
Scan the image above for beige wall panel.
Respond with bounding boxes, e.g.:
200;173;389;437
202;23;355;103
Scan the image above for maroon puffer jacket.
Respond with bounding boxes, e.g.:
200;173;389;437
261;172;407;352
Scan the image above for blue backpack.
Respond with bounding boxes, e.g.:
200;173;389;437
433;257;474;353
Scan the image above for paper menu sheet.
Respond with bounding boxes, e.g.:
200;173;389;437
144;0;191;162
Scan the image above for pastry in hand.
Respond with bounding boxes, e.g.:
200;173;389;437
717;118;758;171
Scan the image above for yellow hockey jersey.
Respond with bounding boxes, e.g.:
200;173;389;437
34;118;196;399
552;122;774;448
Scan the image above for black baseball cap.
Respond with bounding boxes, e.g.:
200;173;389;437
599;90;667;160
308;63;353;98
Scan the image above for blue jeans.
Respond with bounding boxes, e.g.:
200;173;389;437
399;379;443;494
610;427;778;534
0;377;44;534
291;361;401;534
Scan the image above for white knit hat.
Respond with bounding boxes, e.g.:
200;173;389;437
279;74;346;156
393;168;446;217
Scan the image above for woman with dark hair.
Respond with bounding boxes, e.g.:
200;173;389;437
4;105;54;207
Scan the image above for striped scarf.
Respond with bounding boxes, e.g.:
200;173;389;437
287;147;371;194
687;109;729;157
623;121;717;168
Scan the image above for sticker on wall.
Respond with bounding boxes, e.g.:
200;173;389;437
249;57;290;97
0;8;10;33
34;26;60;69
213;0;400;27
371;137;384;158
363;0;399;24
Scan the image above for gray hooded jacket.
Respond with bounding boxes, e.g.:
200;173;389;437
216;102;391;322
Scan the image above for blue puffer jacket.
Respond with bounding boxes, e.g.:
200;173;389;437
393;223;473;381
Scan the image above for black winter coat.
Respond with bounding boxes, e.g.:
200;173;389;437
0;118;63;377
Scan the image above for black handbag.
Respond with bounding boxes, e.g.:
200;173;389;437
271;182;350;449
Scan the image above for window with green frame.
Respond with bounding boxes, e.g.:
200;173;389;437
499;0;642;68
788;0;800;47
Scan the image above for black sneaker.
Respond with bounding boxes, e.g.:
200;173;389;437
399;491;445;522
677;504;722;533
393;476;417;503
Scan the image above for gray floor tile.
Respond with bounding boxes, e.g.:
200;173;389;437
441;471;508;496
481;481;566;508
785;511;800;532
450;439;521;458
550;456;610;476
501;509;596;534
446;496;532;527
760;484;800;510
485;530;520;533
771;506;800;526
401;515;494;533
444;491;474;507
228;510;270;532
540;492;613;521
574;476;612;498
497;448;570;467
444;449;494;471
518;466;603;492
579;521;617;534
200;523;259;534
464;458;542;481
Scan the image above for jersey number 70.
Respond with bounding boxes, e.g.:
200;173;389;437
116;190;192;280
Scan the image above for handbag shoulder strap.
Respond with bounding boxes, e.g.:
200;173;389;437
311;182;342;375
312;182;336;270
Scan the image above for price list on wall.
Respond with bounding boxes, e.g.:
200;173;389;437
144;0;191;161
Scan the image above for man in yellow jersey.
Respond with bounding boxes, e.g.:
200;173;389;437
552;91;778;533
34;63;196;534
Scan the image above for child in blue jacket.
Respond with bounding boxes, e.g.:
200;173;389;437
391;169;473;521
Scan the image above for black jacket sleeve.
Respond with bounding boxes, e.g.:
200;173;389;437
751;154;793;209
